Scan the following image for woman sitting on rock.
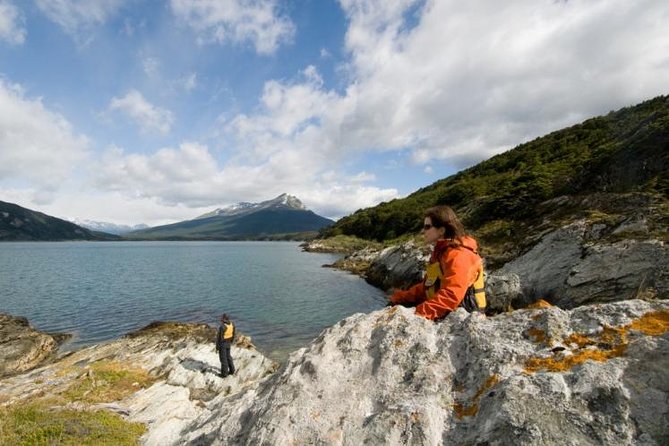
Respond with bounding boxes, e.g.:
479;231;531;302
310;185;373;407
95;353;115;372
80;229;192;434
389;205;485;320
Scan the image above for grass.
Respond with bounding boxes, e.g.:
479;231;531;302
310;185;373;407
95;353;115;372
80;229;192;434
62;360;157;405
0;403;146;446
0;360;157;445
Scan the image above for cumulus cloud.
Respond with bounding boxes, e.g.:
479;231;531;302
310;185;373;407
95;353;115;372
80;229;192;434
0;81;89;197
92;142;396;219
225;0;669;176
109;90;174;135
35;0;126;42
0;0;25;44
170;0;295;54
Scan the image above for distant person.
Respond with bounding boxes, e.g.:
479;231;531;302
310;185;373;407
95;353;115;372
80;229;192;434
216;314;236;377
389;205;486;320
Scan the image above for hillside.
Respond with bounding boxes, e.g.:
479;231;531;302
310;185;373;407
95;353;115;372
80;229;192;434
324;95;669;268
125;194;334;240
0;201;118;241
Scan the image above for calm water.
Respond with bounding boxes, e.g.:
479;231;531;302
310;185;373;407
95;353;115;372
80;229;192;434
0;241;386;360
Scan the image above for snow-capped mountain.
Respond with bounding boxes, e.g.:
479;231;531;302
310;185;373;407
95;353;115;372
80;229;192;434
73;219;149;235
126;194;332;240
194;193;307;220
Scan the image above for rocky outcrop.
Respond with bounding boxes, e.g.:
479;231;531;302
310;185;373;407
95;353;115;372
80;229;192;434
0;320;277;445
181;299;669;445
365;241;428;290
498;219;668;308
0;313;70;378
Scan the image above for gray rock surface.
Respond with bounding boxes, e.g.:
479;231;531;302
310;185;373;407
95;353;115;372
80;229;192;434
0;313;70;378
499;220;668;308
365;241;429;290
181;300;669;445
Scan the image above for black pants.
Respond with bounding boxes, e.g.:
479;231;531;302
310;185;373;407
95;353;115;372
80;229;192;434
219;342;235;376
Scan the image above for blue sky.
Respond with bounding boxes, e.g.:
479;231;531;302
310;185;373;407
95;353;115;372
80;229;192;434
1;0;667;226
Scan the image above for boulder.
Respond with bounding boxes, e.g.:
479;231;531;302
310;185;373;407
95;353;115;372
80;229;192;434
181;300;669;445
365;241;428;290
498;220;668;308
0;313;70;378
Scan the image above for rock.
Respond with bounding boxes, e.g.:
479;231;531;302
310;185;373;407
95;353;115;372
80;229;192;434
498;220;668;308
485;273;522;312
180;300;669;445
0;320;277;445
0;313;71;378
365;241;428;290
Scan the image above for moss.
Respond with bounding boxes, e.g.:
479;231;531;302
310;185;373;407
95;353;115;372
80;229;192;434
0;403;146;446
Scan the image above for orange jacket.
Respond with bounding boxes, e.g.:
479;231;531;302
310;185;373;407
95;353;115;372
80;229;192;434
390;236;482;320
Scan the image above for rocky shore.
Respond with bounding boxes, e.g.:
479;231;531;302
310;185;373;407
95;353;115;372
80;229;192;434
0;317;277;445
3;299;667;445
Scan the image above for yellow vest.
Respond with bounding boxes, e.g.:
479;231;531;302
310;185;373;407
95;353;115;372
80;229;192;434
223;322;234;340
424;260;486;310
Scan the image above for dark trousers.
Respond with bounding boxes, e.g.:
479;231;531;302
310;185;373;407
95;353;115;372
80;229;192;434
219;342;235;376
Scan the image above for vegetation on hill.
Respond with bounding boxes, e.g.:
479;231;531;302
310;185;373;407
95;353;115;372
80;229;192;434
323;95;669;267
0;201;118;241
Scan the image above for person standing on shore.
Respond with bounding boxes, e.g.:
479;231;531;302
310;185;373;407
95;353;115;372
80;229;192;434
216;314;236;377
389;205;486;320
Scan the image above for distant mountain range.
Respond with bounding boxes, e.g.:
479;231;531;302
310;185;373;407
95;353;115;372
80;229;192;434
124;194;334;240
0;194;332;242
0;201;118;241
72;219;149;235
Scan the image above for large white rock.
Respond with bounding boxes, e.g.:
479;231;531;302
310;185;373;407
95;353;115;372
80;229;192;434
181;300;669;445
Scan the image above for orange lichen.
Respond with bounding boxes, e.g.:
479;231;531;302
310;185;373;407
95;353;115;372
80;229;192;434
452;374;500;419
524;309;668;374
524;345;627;373
527;299;553;309
527;327;549;344
628;310;669;336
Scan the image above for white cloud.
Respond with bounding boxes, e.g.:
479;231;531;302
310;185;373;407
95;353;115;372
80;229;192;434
0;80;89;197
0;0;25;44
35;0;126;42
91;142;396;219
223;0;669;178
170;0;295;54
109;90;174;135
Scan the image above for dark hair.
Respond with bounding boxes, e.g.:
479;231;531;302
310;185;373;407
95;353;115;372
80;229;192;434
220;313;229;321
424;205;466;246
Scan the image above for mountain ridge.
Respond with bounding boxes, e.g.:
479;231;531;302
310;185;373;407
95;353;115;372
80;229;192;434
0;201;118;241
125;194;333;240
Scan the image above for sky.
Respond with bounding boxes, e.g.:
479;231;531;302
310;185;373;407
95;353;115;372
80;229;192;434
0;0;667;226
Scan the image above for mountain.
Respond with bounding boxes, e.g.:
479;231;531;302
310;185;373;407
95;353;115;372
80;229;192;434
0;201;118;241
193;193;307;219
73;219;149;235
125;194;334;240
323;95;669;268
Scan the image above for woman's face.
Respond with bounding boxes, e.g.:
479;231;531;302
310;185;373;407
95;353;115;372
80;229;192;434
422;217;444;244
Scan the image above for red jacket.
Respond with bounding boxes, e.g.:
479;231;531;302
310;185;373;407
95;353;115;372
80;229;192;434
390;236;482;320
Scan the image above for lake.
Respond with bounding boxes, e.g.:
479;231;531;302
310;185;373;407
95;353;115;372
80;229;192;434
0;241;386;361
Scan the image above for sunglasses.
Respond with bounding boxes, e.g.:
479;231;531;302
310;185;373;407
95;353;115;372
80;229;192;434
423;224;435;230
